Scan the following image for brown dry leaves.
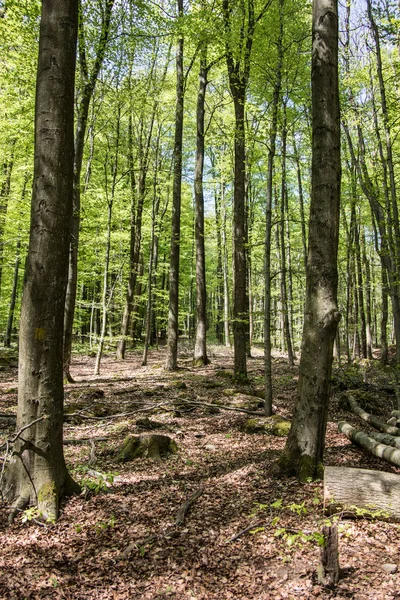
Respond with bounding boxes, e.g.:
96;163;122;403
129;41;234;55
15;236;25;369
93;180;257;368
0;348;399;599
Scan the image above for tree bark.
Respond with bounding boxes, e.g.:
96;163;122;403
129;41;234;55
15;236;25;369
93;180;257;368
165;0;184;371
4;240;20;348
94;110;120;376
63;0;115;382
2;0;80;522
193;47;209;367
281;0;341;482
264;0;283;415
325;465;400;521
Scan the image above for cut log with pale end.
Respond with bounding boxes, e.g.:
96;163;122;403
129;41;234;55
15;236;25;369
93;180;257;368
338;421;400;468
324;465;400;521
347;394;400;436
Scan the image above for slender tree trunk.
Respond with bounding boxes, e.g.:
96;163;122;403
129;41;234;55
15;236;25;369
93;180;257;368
352;202;367;358
231;89;249;378
166;0;184;371
264;0;283;414
381;264;389;364
281;0;341;481
4;240;20;348
63;0;115;382
117;44;171;359
214;187;224;344
293;135;307;272
361;227;373;359
279;104;295;366
0;139;15;299
94;110;120;376
221;186;231;347
2;0;80;521
193;48;209;366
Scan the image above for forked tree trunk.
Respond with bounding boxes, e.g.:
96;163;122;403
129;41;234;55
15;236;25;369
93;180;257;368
281;0;341;482
1;0;80;522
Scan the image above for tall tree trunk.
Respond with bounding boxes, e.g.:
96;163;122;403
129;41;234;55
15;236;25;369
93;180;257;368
63;0;115;382
279;103;295;366
281;0;341;482
94;110;120;376
117;42;170;360
221;185;231;347
214;186;224;344
2;0;80;522
193;48;209;366
264;0;283;415
166;0;184;371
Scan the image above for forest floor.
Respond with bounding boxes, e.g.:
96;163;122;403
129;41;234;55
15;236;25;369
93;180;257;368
0;344;400;599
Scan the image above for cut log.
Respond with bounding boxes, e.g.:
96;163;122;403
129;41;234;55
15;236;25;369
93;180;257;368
368;431;400;449
347;394;400;435
324;465;400;521
317;525;340;586
338;421;400;468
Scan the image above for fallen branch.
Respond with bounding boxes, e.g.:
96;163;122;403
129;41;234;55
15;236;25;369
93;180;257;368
0;412;16;420
228;520;264;543
65;402;167;421
175;488;203;526
347;394;400;435
338;421;400;468
63;436;108;445
179;399;263;416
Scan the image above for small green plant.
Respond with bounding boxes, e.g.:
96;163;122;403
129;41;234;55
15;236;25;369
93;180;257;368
95;514;117;533
74;465;118;495
21;506;42;523
288;501;307;516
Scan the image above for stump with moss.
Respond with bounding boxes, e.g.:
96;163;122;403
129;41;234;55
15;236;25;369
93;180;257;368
116;434;178;462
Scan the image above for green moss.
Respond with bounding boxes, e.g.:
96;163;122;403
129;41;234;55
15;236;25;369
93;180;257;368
222;388;238;397
172;381;187;390
272;420;291;437
215;370;234;379
242;416;291;436
38;481;57;504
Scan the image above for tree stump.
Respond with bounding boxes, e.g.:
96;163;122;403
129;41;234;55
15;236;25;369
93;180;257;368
116;434;178;462
317;525;340;586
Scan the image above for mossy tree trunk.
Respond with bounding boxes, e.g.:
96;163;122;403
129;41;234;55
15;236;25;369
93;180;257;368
2;0;80;522
281;0;341;482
